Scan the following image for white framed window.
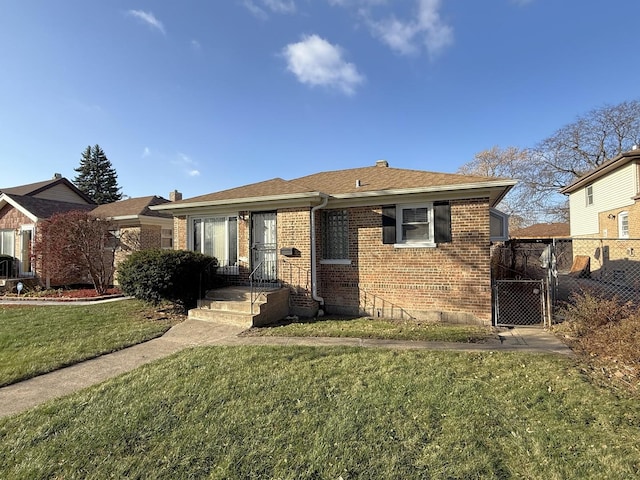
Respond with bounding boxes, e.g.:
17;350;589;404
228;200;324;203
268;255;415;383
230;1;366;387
192;216;238;274
322;210;349;261
619;211;629;238
585;185;594;206
161;228;173;249
490;209;509;241
0;229;15;256
396;203;435;247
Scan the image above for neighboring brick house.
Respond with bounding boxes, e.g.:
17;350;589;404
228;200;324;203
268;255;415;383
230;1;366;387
1;175;175;287
559;149;640;285
153;161;515;324
0;175;95;279
91;195;174;282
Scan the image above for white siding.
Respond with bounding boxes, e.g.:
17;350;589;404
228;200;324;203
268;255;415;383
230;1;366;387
33;184;89;204
569;163;637;236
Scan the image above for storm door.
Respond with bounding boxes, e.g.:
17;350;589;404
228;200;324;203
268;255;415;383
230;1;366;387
19;227;34;276
251;212;277;282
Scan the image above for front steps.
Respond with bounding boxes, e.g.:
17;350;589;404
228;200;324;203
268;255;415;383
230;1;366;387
188;286;290;328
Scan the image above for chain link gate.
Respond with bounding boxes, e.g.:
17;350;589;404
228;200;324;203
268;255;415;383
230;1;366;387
494;279;548;327
492;237;640;326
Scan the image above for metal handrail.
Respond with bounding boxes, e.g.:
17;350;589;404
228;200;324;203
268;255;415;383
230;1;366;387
0;258;15;279
249;261;265;314
358;286;416;321
198;258;219;302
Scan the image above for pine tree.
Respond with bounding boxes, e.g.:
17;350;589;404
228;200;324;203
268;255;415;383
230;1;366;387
74;145;122;204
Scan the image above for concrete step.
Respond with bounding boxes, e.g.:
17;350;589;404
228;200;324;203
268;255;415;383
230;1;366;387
190;286;290;328
188;308;254;329
197;298;261;314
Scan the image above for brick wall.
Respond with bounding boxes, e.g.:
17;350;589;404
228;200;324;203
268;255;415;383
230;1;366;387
168;200;494;324
174;216;188;250
317;199;493;324
276;207;316;316
597;201;640;238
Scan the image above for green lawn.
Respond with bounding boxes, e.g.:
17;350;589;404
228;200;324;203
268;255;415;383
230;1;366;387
1;346;638;479
245;316;496;342
0;300;176;386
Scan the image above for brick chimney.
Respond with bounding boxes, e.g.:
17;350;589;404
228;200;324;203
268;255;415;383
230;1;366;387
169;190;182;202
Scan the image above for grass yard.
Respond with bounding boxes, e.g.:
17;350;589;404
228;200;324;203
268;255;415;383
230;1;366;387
0;300;179;386
1;346;639;479
244;316;495;343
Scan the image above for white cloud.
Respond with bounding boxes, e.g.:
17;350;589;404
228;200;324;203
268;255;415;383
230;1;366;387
243;0;296;19
142;147;151;157
190;39;202;51
282;34;365;95
366;0;453;58
127;10;166;35
264;0;296;13
172;152;201;176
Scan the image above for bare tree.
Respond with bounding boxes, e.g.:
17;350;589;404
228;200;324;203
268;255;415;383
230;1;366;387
457;146;535;228
461;99;640;226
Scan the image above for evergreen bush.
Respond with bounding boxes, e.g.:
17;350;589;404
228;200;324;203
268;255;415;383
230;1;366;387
117;249;219;310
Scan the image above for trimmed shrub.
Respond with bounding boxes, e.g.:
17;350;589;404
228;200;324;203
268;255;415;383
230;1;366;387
557;289;634;337
117;249;219;310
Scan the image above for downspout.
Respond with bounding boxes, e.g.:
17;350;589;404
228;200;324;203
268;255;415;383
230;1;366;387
310;194;329;312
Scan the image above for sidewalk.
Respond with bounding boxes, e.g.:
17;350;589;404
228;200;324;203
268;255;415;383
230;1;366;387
0;319;573;418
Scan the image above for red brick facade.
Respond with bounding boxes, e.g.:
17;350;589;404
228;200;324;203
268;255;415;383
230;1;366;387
315;199;491;324
174;197;493;324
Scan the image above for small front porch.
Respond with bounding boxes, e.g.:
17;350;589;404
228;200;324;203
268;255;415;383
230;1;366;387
189;286;290;329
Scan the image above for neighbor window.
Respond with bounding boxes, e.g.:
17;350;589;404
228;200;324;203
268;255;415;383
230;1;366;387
192;216;238;273
161;228;173;249
0;230;14;256
619;211;629;238
398;204;434;245
323;209;349;260
585;185;594;206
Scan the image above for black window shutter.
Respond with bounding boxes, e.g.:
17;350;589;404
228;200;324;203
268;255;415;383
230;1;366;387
382;205;396;244
434;201;452;243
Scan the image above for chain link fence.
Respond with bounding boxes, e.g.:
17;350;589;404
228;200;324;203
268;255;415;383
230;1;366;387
491;238;640;326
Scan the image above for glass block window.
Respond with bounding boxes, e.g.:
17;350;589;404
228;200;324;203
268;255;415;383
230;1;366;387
323;210;349;259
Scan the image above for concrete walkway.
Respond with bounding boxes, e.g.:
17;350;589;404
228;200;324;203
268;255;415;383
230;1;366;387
0;320;573;419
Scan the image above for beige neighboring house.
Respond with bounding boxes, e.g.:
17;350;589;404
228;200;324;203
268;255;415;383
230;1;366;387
560;149;640;285
153;160;516;325
92;195;175;279
560;149;640;239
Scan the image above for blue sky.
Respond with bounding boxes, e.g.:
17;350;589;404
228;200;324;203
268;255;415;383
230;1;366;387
2;0;639;200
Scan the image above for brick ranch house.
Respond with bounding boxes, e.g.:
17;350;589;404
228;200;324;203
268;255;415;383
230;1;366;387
154;161;516;325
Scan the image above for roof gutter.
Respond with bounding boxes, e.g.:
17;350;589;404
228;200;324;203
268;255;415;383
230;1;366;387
150;191;323;213
310;194;329;309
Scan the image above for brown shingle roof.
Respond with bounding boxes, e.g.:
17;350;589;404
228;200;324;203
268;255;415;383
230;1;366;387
510;223;570;239
294;165;503;195
172;163;514;206
3;194;95;220
0;177;94;204
176;178;315;204
91;196;171;219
